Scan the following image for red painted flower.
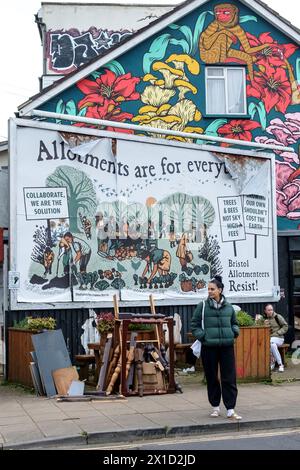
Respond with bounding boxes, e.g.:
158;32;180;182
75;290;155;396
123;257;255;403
74;99;134;133
245;32;298;73
77;69;140;110
217;119;260;143
247;68;291;113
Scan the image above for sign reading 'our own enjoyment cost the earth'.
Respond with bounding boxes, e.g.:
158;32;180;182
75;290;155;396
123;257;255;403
23;187;69;220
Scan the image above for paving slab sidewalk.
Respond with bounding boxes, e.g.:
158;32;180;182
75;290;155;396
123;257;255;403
1;362;300;450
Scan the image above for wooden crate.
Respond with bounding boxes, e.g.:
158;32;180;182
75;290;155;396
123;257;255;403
234;326;270;380
8;328;42;387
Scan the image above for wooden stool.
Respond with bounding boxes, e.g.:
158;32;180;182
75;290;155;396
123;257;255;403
74;354;95;382
278;343;290;366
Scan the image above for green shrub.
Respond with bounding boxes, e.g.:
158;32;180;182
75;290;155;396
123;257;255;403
236;310;255;327
13;316;56;330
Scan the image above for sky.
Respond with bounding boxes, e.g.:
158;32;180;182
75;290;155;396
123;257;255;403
0;0;299;142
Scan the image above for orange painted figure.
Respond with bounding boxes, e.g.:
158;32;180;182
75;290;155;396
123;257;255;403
43;246;55;275
199;4;273;80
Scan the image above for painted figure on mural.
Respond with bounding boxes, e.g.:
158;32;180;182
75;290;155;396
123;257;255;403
176;232;194;269
199;3;274;80
43;246;55;276
141;248;171;284
80;213;92;240
58;232;91;274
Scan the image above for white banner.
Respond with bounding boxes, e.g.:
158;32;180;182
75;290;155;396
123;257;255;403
10;123;278;306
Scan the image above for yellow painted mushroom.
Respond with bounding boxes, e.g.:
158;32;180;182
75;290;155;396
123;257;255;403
166;54;200;75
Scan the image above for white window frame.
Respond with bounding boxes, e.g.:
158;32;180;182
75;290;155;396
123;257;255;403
205;66;247;116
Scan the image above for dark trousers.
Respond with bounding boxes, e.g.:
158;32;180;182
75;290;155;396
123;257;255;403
201;345;238;410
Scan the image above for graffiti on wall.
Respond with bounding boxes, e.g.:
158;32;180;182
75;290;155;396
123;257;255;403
48;28;133;73
47;1;300;229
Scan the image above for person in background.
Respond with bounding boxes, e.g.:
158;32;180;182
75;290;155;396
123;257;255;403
264;304;288;372
191;275;241;420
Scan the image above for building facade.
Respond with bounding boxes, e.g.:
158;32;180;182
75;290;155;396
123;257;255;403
7;0;300;359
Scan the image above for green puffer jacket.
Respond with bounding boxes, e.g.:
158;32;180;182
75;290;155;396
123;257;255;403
191;297;239;347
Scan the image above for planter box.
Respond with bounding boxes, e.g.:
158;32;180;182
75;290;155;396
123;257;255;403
127;329;156;342
8;328;42;387
234;326;270;381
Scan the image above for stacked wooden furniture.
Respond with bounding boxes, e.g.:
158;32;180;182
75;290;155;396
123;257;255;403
89;295;177;397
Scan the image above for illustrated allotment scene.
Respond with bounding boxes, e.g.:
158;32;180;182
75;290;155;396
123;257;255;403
12;124;276;305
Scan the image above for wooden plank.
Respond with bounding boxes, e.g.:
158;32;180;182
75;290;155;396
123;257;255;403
52;366;79;395
113;294;119;319
264;327;270;377
243;328;251;378
250;328;258;377
235;329;244;378
257;327;266;378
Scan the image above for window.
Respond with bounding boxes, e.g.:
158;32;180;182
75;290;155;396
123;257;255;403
205;66;247;116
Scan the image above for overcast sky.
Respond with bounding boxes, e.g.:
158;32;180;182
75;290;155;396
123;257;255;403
0;0;299;141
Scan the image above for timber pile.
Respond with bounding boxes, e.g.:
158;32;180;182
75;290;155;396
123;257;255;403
94;312;181;396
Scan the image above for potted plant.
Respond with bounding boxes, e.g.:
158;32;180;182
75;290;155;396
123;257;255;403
127;322;156;341
8;316;56;387
95;311;115;335
234;310;270;381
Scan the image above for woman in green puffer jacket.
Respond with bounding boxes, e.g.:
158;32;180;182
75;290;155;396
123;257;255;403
191;275;242;420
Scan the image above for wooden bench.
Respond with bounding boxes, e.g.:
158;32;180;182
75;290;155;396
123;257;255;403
278;343;290;366
74;354;95;382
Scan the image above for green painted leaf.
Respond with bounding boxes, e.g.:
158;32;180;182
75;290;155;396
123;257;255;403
78;107;87;117
192;11;214;55
169;23;193;53
65;99;76;116
240;15;257;23
91;71;101;79
169;38;190;54
206;119;227;135
55;99;65;115
296;58;300;84
105;60;125;76
196;119;227;144
143;34;171;74
248;101;266;130
117;262;127;273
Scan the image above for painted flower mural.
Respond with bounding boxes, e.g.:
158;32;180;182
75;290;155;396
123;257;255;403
48;3;300;229
245;32;298;74
255;113;300;165
75;69;140;132
217;119;260;144
276;161;300;220
247;68;292;114
77;69;140;108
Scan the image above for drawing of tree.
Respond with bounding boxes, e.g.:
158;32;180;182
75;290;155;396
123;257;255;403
46;166;97;232
198;235;222;279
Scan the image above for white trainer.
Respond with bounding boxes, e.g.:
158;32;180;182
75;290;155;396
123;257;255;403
210;408;220;417
278;365;284;372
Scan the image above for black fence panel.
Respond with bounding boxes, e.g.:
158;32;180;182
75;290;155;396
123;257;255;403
5;301;272;367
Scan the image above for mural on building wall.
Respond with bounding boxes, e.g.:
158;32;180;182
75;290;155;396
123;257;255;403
46;0;300;230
